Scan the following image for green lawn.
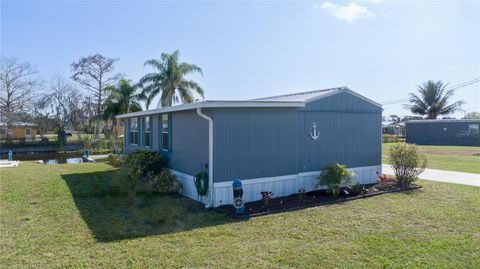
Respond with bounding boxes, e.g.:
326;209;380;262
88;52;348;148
383;143;480;174
1;162;479;268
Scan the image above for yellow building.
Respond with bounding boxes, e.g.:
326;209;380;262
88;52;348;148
0;122;37;141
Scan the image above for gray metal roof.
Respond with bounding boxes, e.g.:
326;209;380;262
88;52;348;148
0;122;37;127
253;87;343;102
117;86;381;119
407;119;480;123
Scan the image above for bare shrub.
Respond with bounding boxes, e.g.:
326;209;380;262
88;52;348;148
389;143;427;189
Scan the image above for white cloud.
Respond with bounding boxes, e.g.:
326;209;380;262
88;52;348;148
361;0;383;3
319;2;374;22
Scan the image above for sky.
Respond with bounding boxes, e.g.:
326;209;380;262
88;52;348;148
1;0;479;119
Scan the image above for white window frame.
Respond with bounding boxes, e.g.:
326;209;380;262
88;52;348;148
144;116;151;148
468;124;479;135
130;118;139;145
161;114;170;151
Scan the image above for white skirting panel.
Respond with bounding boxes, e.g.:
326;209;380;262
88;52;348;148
171;170;211;205
212;165;382;207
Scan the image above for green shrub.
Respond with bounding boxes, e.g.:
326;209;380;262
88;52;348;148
318;163;356;197
124;150;166;181
150;170;182;195
107;153;123;168
389;143;427;189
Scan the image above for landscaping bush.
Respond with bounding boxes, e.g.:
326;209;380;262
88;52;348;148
318;163;356;197
124;150;166;181
107;153;123;168
149;170;182;195
389;143;427;189
122;151;182;197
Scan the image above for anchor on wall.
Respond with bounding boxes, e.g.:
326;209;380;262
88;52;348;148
310;122;320;140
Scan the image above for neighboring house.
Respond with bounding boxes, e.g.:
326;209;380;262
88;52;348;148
117;87;382;207
406;119;480;146
383;125;403;135
0;122;37;141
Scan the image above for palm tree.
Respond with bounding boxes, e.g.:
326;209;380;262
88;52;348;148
405;80;465;119
103;79;142;153
139;50;204;108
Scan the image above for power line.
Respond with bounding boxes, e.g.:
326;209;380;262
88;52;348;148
380;78;480;105
381;98;409;105
447;78;480;90
381;78;480;105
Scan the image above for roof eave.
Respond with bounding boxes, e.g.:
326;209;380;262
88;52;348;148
116;100;305;119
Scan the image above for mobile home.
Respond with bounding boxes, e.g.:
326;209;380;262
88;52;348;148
0;122;37;141
406;119;480;146
118;87;382;207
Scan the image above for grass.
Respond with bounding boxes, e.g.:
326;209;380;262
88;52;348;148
1;162;480;268
383;143;480;174
382;134;405;143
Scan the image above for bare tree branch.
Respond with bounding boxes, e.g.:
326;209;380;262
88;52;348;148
71;53;120;139
0;57;41;140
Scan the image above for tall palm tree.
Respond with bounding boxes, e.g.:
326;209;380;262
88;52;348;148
103;79;142;153
405;80;465;119
139;50;204;108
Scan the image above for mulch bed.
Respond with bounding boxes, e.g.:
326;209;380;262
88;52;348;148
216;176;422;218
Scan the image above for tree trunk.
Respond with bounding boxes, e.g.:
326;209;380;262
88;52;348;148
5;108;12;142
113;118;118;155
95;80;102;140
95;101;101;140
5;124;11;142
76;129;82;143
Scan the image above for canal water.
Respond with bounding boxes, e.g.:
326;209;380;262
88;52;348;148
0;152;84;164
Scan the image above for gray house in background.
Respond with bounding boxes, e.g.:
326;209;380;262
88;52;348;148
117;87;382;207
406;119;480;146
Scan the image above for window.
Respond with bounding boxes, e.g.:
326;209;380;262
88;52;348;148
130;118;139;145
144;116;151;147
162;114;170;151
469;124;479;135
25;128;31;135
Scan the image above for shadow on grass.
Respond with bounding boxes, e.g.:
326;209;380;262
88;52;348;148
398;187;424;196
62;169;233;242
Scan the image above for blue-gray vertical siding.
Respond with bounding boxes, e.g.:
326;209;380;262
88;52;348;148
211;107;301;182
303;91;381;113
168;110;209;175
406;120;480;146
123;110;209;176
211;92;382;182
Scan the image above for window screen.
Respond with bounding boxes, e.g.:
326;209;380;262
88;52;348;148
144;116;151;147
162;114;170;151
130;118;139;145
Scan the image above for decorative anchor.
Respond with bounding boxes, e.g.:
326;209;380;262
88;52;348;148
310;122;320;140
